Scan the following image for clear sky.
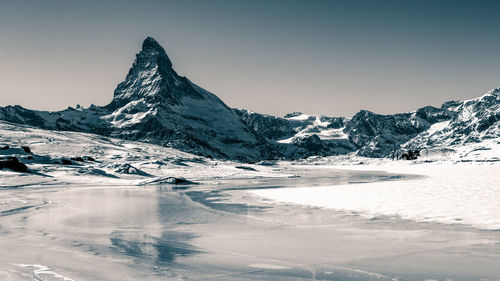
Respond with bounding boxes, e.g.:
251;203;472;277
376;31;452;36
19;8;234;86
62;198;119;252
1;0;500;117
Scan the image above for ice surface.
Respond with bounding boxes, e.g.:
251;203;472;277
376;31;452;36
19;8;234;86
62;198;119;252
15;264;75;281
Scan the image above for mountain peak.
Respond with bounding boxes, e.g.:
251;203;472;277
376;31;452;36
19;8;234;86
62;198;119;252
138;36;172;70
104;37;178;110
142;37;165;52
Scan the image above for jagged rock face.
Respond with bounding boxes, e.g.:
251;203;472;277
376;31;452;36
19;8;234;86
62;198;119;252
404;89;500;150
0;105;47;128
344;106;457;157
236;109;305;140
237;109;347;142
451;89;500;141
237;109;356;158
283;112;303;118
344;111;419;157
415;106;456;124
291;134;326;153
107;37;203;110
320;116;345;129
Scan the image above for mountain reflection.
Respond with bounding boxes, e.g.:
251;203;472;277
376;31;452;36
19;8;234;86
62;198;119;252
110;230;201;264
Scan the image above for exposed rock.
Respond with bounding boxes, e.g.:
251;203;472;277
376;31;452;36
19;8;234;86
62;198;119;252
344;110;432;157
61;159;73;165
404;89;500;151
77;167;118;178
398;150;420;160
21;146;32;153
0;157;29;173
235;165;257;171
113;163;150;176
284;112;303;118
71;157;84;162
237;109;353;158
292;134;326;153
142;176;197;185
236;109;303;140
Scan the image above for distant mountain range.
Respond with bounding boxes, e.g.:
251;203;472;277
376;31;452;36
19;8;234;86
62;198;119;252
1;37;499;161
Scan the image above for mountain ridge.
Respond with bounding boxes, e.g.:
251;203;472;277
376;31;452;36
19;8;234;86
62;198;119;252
0;37;498;161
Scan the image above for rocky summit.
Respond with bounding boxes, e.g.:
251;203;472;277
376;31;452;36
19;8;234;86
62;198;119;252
101;36;273;161
0;37;499;161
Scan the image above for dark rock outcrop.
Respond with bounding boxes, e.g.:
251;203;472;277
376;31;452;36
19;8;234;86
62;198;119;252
21;146;32;154
292;135;326;154
61;159;73;165
142;176;197;185
235;165;257;171
0;157;29;173
71;157;84;162
113;163;151;176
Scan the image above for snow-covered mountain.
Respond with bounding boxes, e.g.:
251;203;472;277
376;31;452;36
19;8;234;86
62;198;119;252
403;89;500;153
237;90;498;158
101;37;275;161
235;110;356;158
0;37;499;160
344;105;457;157
0;37;273;161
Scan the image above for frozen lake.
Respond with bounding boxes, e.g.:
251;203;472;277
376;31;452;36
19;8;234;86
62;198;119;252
1;167;499;280
252;163;500;230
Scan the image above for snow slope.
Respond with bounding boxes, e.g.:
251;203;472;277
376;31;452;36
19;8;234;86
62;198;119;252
0;121;288;188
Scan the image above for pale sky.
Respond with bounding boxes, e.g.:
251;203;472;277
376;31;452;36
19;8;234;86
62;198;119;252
1;0;500;117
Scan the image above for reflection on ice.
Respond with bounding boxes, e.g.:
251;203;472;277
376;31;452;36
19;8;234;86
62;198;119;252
110;231;201;264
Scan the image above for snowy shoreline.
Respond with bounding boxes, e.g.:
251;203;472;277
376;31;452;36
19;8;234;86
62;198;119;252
250;160;500;230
